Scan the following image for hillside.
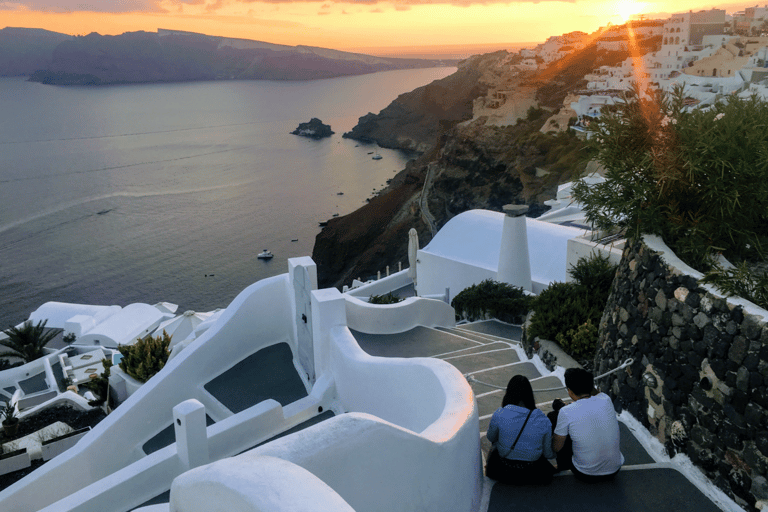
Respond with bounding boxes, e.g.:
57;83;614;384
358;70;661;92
20;30;452;85
0;27;73;77
312;42;633;288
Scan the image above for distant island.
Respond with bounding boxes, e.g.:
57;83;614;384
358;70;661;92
0;27;456;85
291;118;334;139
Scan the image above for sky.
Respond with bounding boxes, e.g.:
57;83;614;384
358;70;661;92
0;0;760;55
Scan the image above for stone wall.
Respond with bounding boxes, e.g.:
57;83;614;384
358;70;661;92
595;236;768;511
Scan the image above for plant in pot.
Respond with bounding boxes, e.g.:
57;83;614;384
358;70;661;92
2;400;19;437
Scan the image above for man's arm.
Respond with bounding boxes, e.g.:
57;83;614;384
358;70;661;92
553;434;567;452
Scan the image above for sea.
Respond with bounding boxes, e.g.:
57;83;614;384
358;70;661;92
0;67;456;327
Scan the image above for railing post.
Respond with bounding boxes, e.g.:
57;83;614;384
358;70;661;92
174;399;209;470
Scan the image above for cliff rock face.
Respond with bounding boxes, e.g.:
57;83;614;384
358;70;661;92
342;52;512;153
313;44;632;289
313;114;588;289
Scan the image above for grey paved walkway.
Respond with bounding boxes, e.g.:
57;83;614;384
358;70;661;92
204;342;308;414
488;467;722;512
352;321;726;512
351;326;482;358
456;320;523;340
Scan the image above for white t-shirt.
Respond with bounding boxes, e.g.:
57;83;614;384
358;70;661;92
554;392;624;476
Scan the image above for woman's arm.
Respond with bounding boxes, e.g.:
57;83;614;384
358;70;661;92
486;411;500;443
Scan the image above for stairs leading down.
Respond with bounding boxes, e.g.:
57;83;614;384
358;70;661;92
351;319;730;512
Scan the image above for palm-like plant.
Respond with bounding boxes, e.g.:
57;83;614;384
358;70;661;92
1;319;58;363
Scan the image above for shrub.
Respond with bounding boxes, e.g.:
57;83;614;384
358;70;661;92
556;320;599;359
573;86;768;270
368;292;403;305
568;252;618;299
451;280;533;324
528;253;616;360
528;282;602;344
118;331;171;383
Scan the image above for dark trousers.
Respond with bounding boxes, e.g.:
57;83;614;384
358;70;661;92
485;448;555;485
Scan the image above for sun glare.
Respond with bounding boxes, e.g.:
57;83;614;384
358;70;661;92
614;0;644;22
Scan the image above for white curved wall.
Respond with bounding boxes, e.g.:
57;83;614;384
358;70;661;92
0;274;297;512
345;270;412;298
169;456;356;512
167;324;482;512
344;295;455;335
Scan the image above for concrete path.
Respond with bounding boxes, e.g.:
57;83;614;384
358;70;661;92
352;319;728;512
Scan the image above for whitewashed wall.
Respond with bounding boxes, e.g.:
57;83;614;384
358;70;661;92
344;295;455;334
1;274;296;512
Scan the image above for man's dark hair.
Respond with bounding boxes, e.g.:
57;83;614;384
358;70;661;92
565;368;594;396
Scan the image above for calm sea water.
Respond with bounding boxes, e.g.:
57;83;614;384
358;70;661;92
0;68;455;326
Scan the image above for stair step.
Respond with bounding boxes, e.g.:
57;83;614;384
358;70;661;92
444;348;521;374
455;320;522;341
432;341;516;359
436;326;520;345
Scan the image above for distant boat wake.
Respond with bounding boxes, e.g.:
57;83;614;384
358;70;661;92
0;179;258;237
0;146;245;184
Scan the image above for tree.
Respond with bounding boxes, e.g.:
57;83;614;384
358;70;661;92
0;320;58;363
573;86;768;270
118;331;171;383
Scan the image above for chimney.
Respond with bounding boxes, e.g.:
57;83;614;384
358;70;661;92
496;204;532;292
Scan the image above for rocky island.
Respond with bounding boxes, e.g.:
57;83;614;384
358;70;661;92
291;118;334;139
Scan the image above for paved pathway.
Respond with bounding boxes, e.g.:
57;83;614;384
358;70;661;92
353;319;727;512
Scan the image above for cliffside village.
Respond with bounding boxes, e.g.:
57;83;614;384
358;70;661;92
472;6;768;133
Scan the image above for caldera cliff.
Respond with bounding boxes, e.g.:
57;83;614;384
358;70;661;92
314;41;636;289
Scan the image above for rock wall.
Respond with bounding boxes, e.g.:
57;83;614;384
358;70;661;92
596;236;768;511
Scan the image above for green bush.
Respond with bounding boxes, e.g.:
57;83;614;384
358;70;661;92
368;292;403;305
451;280;533;324
568;252;618;299
528;254;616;360
556;320;599;359
528;282;602;344
118;331;171;383
573;86;768;270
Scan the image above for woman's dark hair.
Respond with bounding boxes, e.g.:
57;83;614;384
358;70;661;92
502;375;536;410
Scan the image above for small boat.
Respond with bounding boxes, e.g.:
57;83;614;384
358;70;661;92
367;151;374;155
332;213;339;217
291;238;298;242
372;152;383;160
257;250;274;260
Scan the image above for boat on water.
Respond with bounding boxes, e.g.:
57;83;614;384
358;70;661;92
372;152;383;160
257;250;274;260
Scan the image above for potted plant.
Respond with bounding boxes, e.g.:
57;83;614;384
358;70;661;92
2;400;19;437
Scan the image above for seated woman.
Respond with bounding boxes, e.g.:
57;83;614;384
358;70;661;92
485;375;556;485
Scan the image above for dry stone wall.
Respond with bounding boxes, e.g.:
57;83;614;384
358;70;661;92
596;236;768;511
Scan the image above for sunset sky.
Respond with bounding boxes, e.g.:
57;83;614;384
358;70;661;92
0;0;758;55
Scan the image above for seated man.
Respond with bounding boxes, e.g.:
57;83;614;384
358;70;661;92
552;368;624;482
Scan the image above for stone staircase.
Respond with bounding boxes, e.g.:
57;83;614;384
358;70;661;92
352;319;733;512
